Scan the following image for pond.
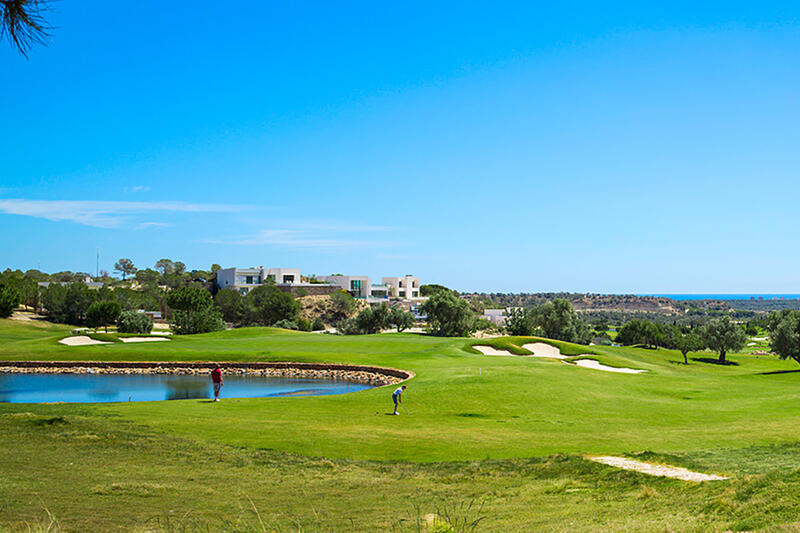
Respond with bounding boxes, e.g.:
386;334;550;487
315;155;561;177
0;373;374;403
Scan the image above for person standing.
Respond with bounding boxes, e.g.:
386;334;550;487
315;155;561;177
211;367;223;402
392;385;406;415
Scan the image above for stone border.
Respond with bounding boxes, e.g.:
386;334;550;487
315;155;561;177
0;361;415;388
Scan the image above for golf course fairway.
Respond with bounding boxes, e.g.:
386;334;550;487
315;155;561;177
4;318;800;531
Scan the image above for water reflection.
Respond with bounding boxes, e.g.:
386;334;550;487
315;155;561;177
0;373;373;403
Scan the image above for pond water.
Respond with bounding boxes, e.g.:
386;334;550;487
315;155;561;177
0;373;374;403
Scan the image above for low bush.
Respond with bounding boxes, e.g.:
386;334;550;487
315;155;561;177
117;311;154;334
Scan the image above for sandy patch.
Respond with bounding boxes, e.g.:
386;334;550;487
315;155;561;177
747;342;756;346
521;342;572;360
473;345;515;356
58;336;111;346
119;337;170;343
573;359;646;374
752;337;768;341
588;456;727;482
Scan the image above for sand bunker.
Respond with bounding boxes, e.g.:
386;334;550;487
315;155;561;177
119;337;170;343
521;343;572;360
473;345;516;356
58;336;111;346
573;359;646;374
588;456;727;482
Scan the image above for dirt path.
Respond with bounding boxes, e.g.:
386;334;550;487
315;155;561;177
588;456;728;481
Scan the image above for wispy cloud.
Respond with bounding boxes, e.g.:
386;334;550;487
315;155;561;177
124;185;151;193
136;221;171;230
0;199;243;228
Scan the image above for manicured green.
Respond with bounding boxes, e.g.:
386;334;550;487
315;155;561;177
4;318;800;530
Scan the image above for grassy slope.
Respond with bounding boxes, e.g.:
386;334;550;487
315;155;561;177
5;319;800;530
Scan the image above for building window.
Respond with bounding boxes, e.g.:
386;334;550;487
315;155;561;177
350;279;362;295
245;275;254;284
268;274;276;282
413;291;419;297
399;281;403;288
399;291;406;297
283;275;295;284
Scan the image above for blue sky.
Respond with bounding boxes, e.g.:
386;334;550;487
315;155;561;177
2;1;800;293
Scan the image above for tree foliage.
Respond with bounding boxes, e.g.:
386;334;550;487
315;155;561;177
701;316;746;363
116;310;154;334
247;285;300;326
769;310;800;365
505;307;535;336
0;283;21;318
0;0;51;58
40;282;96;325
674;333;705;364
85;300;121;332
166;286;224;334
421;291;475;337
114;258;137;281
353;304;391;334
390;307;415;332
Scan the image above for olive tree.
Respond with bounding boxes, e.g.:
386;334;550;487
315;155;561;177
770;310;800;365
390;307;415;332
674;333;705;365
701;316;746;363
421;291;475;337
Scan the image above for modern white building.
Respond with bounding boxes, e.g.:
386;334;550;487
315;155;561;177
317;275;373;299
382;275;422;299
319;274;424;302
216;267;301;294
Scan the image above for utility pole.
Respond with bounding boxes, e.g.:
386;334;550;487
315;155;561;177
96;248;99;278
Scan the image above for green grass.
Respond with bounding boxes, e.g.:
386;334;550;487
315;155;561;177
4;318;800;530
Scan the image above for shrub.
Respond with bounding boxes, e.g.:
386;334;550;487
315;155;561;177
273;319;298;330
311;317;326;331
117;311;154;334
296;317;312;331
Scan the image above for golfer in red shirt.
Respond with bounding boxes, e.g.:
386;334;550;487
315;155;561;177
211;367;223;402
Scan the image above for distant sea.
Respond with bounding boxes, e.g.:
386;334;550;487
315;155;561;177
639;294;800;301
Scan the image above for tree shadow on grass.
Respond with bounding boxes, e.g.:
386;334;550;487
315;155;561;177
691;357;738;366
758;369;800;375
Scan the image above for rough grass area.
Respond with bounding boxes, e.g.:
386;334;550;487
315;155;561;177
4;407;800;532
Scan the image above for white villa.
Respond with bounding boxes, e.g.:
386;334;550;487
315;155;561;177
318;274;423;302
216;267;301;294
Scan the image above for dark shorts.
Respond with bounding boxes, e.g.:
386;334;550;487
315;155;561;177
393;395;399;406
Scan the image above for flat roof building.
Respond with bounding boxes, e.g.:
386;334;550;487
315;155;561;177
216;267;301;294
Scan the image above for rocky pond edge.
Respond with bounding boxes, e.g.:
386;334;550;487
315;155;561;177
0;361;415;387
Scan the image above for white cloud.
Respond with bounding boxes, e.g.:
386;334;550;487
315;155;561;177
136;221;172;230
0;199;243;228
124;185;152;193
